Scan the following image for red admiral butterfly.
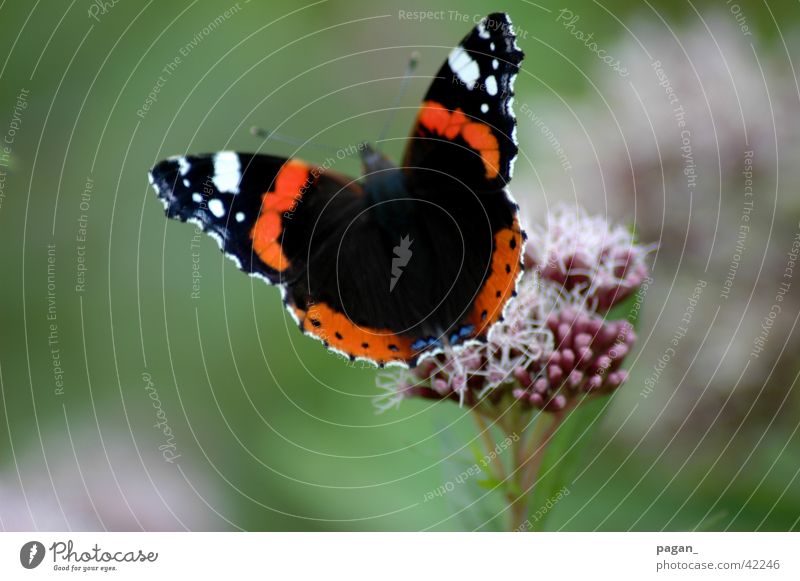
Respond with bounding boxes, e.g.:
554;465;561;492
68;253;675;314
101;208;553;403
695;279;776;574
149;12;525;367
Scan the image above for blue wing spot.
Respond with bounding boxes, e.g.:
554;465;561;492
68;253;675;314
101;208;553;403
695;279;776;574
412;337;442;351
450;324;475;344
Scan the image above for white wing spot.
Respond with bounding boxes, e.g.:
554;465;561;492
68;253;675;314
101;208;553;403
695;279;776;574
177;157;190;176
192;193;203;203
485;76;498;96
492;59;499;70
508;19;522;52
490;42;495;51
506;74;518;115
208;198;225;218
187;217;225;251
183;179;190;187
448;46;480;89
477;22;490;39
212;151;242;194
235;211;245;222
481;103;489;113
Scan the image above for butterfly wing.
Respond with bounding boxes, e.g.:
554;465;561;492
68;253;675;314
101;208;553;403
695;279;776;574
149;152;360;284
399;13;526;341
149;152;428;366
403;12;523;193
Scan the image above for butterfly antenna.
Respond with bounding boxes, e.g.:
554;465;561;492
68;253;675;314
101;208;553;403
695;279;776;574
250;126;341;155
376;51;420;146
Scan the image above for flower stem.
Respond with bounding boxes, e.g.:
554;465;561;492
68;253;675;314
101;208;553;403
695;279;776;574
508;421;530;530
473;399;571;531
509;407;568;531
472;409;508;483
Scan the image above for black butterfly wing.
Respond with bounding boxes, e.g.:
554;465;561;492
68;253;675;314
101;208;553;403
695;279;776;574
398;13;526;342
149;152;427;366
403;12;524;193
151;152;319;283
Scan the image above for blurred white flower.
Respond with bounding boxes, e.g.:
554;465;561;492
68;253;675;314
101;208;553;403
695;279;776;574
516;11;800;438
0;426;229;531
521;11;800;242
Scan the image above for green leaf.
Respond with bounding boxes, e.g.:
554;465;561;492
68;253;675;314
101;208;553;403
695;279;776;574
476;476;502;490
605;285;647;330
468;440;488;468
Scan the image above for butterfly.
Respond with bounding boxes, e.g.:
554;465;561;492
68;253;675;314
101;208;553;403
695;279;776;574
149;12;525;368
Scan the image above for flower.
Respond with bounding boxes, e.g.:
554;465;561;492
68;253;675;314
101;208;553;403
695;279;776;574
526;205;652;311
511;306;635;410
376;206;649;413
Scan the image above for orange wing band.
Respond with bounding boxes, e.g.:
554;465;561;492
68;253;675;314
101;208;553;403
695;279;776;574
302;301;418;365
468;218;523;336
250;160;311;272
417;100;500;179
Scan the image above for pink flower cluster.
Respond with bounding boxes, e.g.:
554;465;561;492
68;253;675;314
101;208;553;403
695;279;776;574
511;307;635;411
526;206;651;311
375;206;650;413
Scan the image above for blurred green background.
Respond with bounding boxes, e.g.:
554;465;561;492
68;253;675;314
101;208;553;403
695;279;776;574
1;0;799;531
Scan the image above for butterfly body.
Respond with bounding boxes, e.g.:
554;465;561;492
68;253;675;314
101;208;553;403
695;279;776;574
150;13;525;367
358;144;414;232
